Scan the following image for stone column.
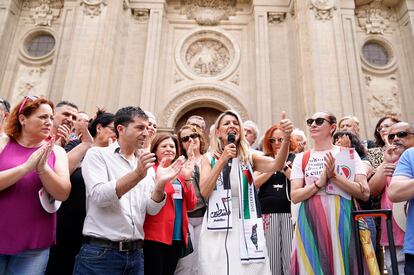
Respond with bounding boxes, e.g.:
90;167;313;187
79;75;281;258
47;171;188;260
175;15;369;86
252;2;273;129
135;0;166;112
0;0;20;99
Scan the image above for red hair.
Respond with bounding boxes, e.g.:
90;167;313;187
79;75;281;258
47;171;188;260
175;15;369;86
4;97;54;139
262;124;297;156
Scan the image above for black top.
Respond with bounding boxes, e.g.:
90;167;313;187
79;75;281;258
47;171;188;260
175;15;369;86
258;154;295;214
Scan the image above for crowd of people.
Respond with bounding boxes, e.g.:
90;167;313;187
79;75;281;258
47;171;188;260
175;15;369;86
0;95;414;275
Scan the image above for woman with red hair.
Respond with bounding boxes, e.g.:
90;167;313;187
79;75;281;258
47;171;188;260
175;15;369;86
254;124;297;275
0;96;70;274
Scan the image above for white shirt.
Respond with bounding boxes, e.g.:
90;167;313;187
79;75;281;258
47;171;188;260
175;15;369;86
81;141;165;241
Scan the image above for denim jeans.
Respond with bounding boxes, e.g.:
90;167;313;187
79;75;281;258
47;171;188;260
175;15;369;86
0;248;49;275
73;244;144;275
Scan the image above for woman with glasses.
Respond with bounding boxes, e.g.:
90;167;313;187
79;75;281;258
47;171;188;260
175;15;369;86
290;112;370;275
254;124;297;275
46;109;116;275
144;133;197;275
175;124;207;275
198;110;293;275
0;96;71;274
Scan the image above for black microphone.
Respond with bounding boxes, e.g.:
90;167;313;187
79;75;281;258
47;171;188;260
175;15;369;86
227;132;236;167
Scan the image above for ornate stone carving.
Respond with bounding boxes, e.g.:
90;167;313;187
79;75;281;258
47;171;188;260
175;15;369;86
174;71;184;83
159;87;247;127
80;0;107;18
364;74;401;117
131;8;149;23
268;12;286;24
356;0;396;34
185;39;230;77
182;0;236;26
310;0;336;21
230;72;239;86
13;67;48;104
23;0;63;26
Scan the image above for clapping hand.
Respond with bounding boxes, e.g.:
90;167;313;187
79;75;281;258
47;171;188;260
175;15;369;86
279;111;293;139
36;138;55;174
134;150;156;179
383;145;403;176
55;124;71;146
156;156;186;187
78;123;93;144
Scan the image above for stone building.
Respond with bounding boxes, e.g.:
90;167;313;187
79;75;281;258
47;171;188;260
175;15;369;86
0;0;413;138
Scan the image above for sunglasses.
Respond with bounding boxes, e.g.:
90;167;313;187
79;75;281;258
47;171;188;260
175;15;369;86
181;133;199;142
306;117;330;127
388;131;414;141
269;137;284;144
18;95;39;114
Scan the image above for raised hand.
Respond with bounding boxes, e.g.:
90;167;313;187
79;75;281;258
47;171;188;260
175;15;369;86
384;145;404;164
37;139;54;174
222;143;237;162
180;155;196;181
55;124;71;146
134;150;156;179
324;152;336;180
156;157;186;186
78;123;93;144
24;143;48;172
279;111;293;139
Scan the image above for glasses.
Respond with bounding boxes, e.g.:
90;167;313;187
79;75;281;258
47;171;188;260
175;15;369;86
18;95;39;114
388;131;414;141
306;117;330;127
269;137;284;144
181;133;199;143
377;124;393;133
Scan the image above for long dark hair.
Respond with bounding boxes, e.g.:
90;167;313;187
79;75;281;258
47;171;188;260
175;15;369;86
88;109;115;138
373;116;400;147
333;131;366;158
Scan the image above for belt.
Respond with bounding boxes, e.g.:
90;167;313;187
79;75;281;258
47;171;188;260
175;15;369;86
83;236;143;252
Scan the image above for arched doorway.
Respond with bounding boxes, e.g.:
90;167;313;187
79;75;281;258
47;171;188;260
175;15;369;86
175;107;222;137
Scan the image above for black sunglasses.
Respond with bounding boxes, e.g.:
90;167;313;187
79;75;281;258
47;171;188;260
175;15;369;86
181;133;199;142
388;131;414;141
306;117;330;127
269;137;284;144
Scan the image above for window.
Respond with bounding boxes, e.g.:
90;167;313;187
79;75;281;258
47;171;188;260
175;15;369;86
362;42;389;67
25;33;55;58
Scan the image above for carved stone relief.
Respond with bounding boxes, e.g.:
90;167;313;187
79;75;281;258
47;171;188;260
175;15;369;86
268;12;286;24
159;87;247;128
80;0;107;18
310;0;336;21
181;0;236;26
131;8;149;23
230;72;239;86
23;0;63;26
176;29;239;80
185;39;230;77
355;0;396;34
364;74;401;117
13;66;49;105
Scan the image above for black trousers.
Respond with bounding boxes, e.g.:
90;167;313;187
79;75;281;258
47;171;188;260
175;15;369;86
143;240;183;275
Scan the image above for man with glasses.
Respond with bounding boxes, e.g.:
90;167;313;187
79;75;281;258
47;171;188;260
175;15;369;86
0;98;10;137
388;123;414;274
369;122;414;274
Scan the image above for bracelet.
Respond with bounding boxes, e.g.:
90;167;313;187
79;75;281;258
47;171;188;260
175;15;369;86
283;165;289;172
184;178;193;182
314;182;321;190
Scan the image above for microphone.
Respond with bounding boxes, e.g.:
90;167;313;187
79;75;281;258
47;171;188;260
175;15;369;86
227;132;236;167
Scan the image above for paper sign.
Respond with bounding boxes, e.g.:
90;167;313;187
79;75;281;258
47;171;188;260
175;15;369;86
38;187;62;213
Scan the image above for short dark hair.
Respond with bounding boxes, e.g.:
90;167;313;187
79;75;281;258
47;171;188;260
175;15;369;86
56;100;78;110
0;98;10;113
88;109;115;138
114;106;148;138
150;132;180;163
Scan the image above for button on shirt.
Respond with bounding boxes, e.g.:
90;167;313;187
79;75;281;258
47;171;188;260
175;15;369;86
81;141;165;241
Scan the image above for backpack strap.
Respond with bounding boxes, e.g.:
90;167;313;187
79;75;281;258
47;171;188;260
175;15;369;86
301;150;311;173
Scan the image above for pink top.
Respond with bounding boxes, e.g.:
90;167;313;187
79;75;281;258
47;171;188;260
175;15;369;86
0;139;56;254
380;176;405;247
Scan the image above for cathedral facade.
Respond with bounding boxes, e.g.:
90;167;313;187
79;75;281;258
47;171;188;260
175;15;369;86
0;0;413;137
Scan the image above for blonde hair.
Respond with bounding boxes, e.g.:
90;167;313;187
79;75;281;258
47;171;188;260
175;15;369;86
210;110;251;164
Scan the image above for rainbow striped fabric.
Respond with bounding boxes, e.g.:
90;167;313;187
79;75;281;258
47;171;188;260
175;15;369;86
290;194;357;275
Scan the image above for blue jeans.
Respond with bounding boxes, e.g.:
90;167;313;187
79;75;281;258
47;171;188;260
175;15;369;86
73;244;144;275
0;248;49;275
